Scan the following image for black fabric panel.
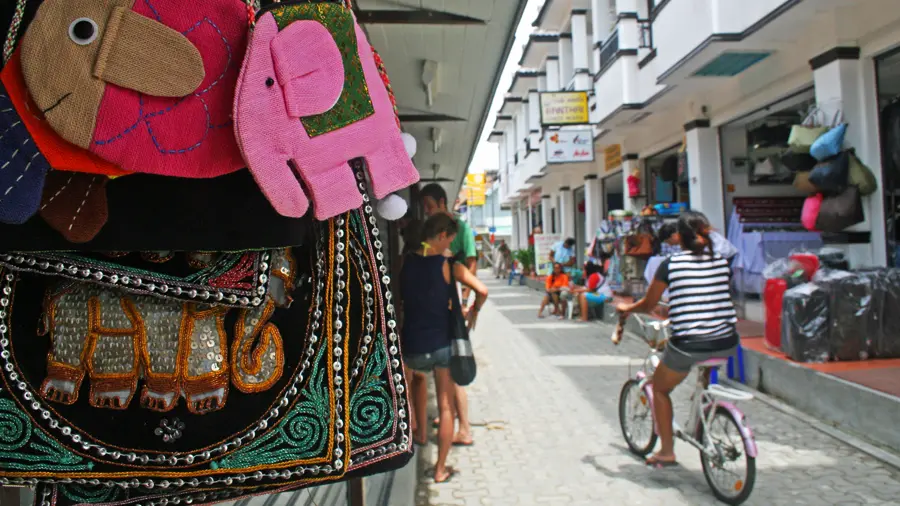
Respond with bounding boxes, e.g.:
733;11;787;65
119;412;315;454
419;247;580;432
0;170;311;251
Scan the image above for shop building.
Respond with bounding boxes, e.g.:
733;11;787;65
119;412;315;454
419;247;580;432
493;0;900;272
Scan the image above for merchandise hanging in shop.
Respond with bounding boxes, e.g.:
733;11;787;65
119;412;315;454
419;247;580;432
0;0;419;504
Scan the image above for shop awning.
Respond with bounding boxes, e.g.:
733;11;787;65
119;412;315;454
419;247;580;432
355;0;529;194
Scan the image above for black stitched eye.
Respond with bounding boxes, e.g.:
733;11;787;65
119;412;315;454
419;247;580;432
265;77;275;88
68;18;98;45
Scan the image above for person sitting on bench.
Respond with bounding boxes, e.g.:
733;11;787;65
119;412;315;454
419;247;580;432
538;263;570;318
571;272;613;322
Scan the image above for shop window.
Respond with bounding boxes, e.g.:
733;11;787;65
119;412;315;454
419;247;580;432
876;49;900;267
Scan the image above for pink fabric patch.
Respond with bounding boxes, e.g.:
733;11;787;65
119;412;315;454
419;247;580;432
233;12;420;220
91;0;246;178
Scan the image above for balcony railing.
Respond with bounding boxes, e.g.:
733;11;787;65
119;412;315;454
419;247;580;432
598;29;620;70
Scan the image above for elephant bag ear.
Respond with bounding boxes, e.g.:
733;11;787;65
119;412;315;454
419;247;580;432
271;19;345;118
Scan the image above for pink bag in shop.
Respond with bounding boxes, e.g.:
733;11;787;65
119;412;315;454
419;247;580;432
801;193;823;231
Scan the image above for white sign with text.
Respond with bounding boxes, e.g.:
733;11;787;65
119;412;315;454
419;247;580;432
545;130;595;164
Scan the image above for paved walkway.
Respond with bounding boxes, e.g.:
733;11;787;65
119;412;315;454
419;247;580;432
414;274;900;505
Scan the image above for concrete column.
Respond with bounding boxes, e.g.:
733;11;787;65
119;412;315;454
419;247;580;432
510;204;519;250
541;195;553;234
558;187;575;239
545;57;560;91
584;175;603;245
685;121;726;234
812;48;886;267
518;205;529;249
526;202;533;237
620;157;640;212
515;105;527;156
571;11;591;90
558;35;573;89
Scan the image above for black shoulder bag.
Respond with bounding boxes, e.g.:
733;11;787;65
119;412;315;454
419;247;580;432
448;260;477;385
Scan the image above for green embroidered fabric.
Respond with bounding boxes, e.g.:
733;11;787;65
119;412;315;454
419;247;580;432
350;332;393;446
215;344;332;470
272;3;375;137
0;399;91;472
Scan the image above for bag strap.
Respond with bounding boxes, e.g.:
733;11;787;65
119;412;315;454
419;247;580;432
802;105;825;127
2;0;27;65
829;108;845;127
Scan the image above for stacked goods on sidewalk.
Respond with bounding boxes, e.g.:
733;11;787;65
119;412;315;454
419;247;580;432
765;249;900;362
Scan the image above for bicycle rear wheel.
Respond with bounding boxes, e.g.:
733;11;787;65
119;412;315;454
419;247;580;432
699;406;756;505
618;379;657;456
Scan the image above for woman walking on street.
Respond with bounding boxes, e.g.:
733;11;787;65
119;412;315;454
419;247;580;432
400;214;488;483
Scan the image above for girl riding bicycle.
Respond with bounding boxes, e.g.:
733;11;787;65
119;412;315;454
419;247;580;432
616;211;739;468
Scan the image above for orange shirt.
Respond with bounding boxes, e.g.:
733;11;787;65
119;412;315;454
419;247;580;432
545;274;570;291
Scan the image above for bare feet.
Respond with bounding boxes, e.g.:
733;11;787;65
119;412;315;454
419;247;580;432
434;466;457;483
452;432;473;446
645;452;678;468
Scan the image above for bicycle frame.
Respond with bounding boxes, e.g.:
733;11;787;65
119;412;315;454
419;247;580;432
628;315;758;459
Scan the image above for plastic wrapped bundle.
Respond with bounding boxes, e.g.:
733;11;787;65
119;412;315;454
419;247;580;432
814;269;873;361
874;269;900;358
816;247;850;270
781;283;831;363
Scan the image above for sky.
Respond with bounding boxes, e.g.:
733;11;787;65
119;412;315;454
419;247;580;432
467;0;545;175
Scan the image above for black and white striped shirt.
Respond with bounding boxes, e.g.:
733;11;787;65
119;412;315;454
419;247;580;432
654;252;737;346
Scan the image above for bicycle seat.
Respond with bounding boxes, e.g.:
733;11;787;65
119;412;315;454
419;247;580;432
696;358;728;368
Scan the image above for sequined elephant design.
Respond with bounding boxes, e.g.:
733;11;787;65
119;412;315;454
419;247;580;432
39;250;295;414
232;2;419;220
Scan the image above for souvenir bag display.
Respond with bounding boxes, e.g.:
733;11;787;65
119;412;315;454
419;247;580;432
232;0;419;220
787;106;832;152
0;0;419;504
676;137;689;187
624;219;655;259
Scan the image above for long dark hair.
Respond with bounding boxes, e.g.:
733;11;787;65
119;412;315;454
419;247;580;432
401;219;424;255
677;211;713;255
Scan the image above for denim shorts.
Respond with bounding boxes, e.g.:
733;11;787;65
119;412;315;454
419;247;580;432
404;346;452;373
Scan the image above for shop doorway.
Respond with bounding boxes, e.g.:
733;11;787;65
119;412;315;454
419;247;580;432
602;172;624;215
875;49;900;267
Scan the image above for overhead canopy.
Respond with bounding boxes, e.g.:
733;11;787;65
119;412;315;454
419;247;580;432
355;0;528;191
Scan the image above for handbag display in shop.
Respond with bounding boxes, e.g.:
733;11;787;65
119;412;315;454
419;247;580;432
0;0;420;504
624;219;656;259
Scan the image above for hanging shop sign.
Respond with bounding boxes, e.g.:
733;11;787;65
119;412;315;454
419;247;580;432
546;130;595;164
539;92;590;126
605;144;622;172
465;173;486;206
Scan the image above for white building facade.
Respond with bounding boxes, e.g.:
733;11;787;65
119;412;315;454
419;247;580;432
491;0;900;270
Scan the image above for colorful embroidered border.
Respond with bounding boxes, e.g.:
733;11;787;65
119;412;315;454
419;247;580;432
0;218;407;486
1;0;26;65
0;251;271;308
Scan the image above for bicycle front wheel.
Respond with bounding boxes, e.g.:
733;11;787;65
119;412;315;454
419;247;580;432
700;406;756;505
618;378;657;456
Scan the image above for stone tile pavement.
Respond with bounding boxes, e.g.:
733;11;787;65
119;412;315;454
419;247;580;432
413;274;900;505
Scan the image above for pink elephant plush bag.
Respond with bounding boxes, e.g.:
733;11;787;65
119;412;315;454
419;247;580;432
233;1;419;220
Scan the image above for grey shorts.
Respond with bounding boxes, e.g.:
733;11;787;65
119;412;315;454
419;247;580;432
661;341;738;374
404;346;452;373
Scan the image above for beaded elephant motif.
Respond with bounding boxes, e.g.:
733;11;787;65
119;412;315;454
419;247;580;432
39;249;295;414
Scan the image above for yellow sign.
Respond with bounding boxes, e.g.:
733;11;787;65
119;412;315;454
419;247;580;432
464;173;486;206
604;144;622;172
539;92;590;125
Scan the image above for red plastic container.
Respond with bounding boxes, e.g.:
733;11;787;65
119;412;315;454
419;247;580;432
789;253;820;280
764;278;788;351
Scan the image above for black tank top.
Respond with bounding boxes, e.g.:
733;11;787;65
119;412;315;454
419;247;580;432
400;253;451;355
